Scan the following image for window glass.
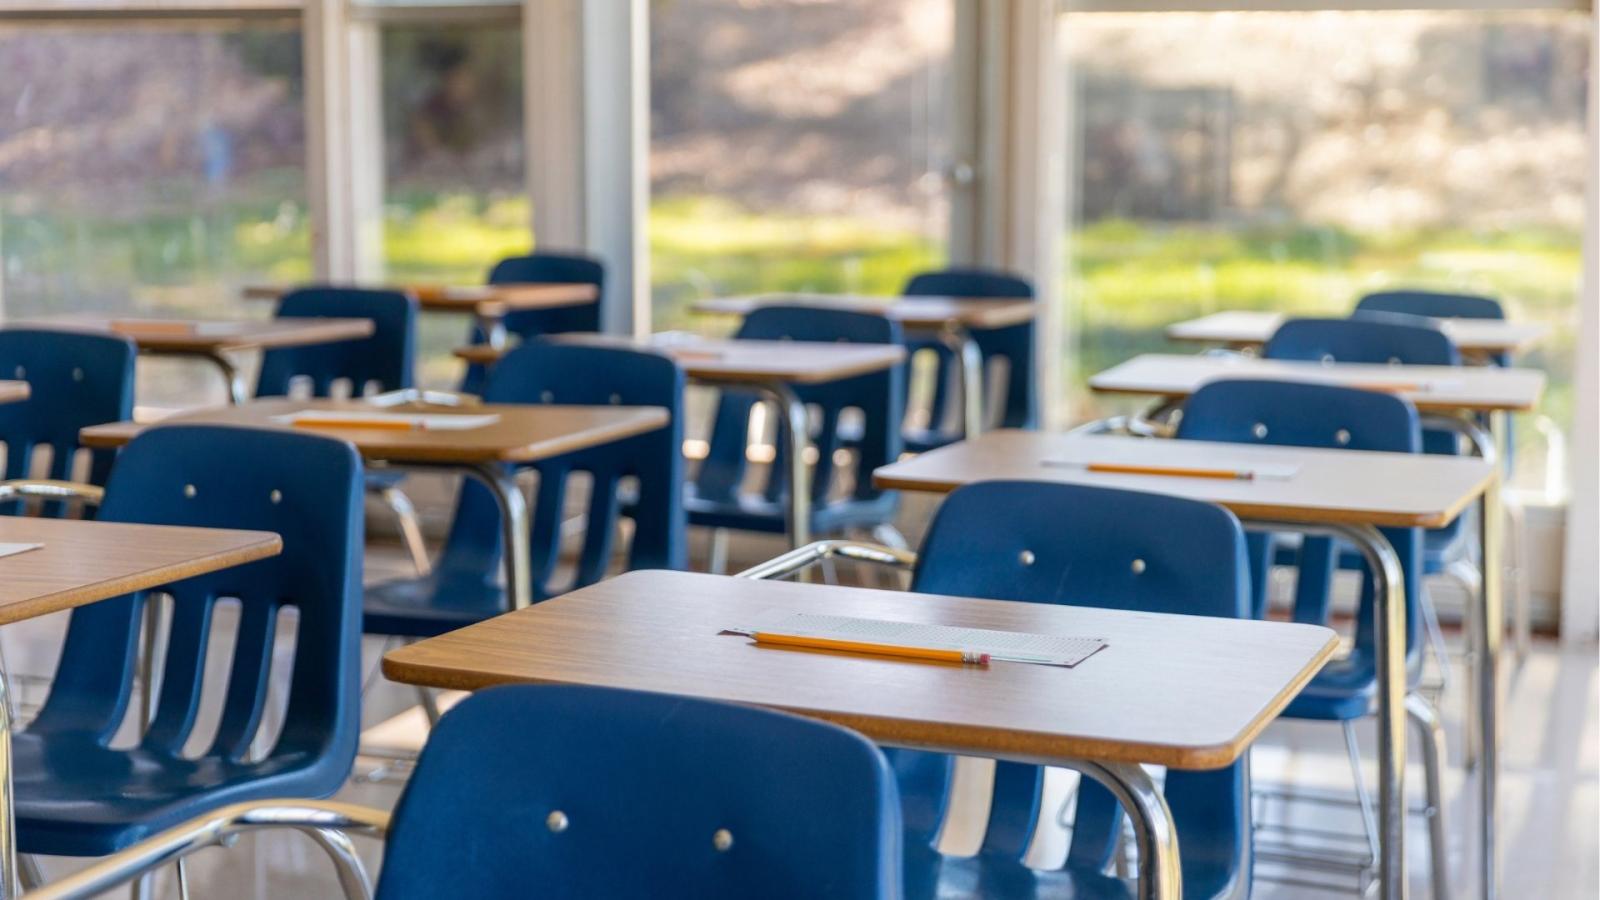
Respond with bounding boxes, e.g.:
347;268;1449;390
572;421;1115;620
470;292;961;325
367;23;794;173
1061;10;1588;494
650;0;955;333
380;23;527;384
0;20;307;404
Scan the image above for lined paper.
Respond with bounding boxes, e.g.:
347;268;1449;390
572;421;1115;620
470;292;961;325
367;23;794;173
731;611;1107;668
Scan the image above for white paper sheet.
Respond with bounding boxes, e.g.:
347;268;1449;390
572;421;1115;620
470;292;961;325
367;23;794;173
1042;453;1300;482
0;543;43;560
271;410;501;431
729;611;1107;668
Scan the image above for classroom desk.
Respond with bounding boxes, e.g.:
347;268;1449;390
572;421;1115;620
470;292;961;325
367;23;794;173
0;384;27;406
244;282;598;349
17;316;376;406
695;293;1036;441
0;517;281;898
1166;310;1549;361
79;398;669;610
383;568;1340;900
1088;351;1542;899
875;431;1498;900
457;335;907;549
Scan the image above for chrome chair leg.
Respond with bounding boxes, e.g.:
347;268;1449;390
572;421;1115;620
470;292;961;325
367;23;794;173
174;858;190;900
1406;693;1451;900
415;685;441;727
378;487;431;577
1342;720;1380;869
1418;587;1452;696
17;856;41;891
1504;495;1531;674
708;528;730;576
870;523;910;551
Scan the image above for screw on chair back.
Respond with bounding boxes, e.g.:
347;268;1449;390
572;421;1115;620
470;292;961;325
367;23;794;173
0;328;135;511
256;287;417;398
364;342;685;638
690;306;902;533
901;267;1037;451
901;480;1252;899
17;424;364;857
374;685;902;900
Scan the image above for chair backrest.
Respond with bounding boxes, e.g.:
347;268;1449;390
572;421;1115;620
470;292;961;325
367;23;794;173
0;328;135;501
901;267;1037;431
907;480;1251;898
376;684;901;900
1355;289;1504;321
1266;315;1467;538
694;306;903;511
486;251;605;338
1176;378;1425;659
1265;316;1460;367
256;287;417;398
1355;288;1510;369
28;425;363;793
433;343;686;604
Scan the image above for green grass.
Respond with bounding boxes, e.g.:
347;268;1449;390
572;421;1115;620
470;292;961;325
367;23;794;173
1;189;1580;485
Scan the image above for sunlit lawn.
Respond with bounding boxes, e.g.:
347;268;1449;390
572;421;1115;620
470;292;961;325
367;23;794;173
1;189;1579;486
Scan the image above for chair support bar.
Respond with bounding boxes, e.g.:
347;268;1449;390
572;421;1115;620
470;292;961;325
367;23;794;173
25;801;390;900
0;480;104;507
735;540;917;581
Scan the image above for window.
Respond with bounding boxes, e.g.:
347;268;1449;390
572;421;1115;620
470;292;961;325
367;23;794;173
0;18;306;404
649;0;956;332
377;20;527;384
0;21;306;317
1060;10;1589;493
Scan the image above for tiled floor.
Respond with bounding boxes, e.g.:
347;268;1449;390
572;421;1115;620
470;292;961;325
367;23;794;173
6;540;1596;898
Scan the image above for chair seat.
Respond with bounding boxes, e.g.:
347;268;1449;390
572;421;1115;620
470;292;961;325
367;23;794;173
13;733;338;856
686;490;900;536
364;571;507;639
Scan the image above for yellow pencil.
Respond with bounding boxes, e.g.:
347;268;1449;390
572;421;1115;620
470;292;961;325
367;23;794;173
290;417;420;431
1044;460;1253;481
750;631;989;666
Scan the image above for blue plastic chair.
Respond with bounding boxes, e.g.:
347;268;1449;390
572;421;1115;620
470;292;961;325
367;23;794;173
1355;288;1516;467
14;424;364;856
893;481;1252;900
1266;317;1468;630
365;342;686;638
256;287;417;399
688;306;903;540
1355;290;1505;362
23;685;903;899
375;685;901;898
0;328;136;514
1175;378;1451;898
901;268;1037;452
460;252;605;394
